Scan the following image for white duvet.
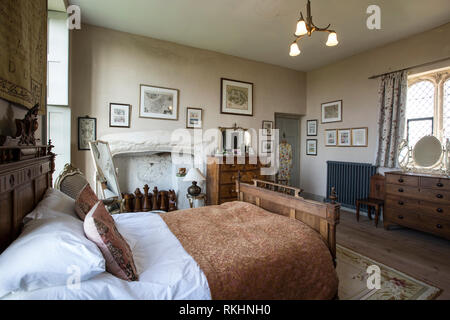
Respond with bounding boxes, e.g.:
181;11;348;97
3;212;211;300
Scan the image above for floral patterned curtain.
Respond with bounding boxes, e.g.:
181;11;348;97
376;71;408;168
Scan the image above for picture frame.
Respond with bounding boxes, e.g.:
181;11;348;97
338;129;351;147
321;100;342;123
260;139;273;154
306;139;318;156
307;120;318;136
186;107;203;129
351;127;368;147
139;84;179;120
221;78;253;116
78;116;97;151
262;120;274;136
109;103;131;128
325;129;338;146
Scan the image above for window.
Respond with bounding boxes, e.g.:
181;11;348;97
406;69;450;146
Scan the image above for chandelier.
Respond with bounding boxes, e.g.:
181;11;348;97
289;0;338;56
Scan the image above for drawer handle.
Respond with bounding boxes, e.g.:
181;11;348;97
398;215;404;220
437;208;443;213
398;201;404;206
436;194;443;199
398;188;404;193
437;224;443;229
398;178;404;183
437;183;444;187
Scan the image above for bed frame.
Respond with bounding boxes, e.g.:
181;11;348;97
237;179;340;264
0;144;54;253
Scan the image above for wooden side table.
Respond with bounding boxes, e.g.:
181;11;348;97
187;193;207;209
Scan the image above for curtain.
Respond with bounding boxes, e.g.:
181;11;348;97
375;71;408;168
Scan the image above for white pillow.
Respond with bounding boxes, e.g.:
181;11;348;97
24;188;79;223
0;216;105;298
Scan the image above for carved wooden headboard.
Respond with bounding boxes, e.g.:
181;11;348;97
0;145;55;253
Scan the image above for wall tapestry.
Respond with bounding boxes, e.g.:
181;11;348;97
0;0;47;114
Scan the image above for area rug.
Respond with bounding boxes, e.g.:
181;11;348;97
336;245;441;300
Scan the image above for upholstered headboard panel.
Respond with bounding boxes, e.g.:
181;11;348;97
0;151;54;253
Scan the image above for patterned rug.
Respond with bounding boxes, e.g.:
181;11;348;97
337;245;441;300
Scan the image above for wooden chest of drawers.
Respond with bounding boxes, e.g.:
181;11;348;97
206;156;268;205
384;172;450;240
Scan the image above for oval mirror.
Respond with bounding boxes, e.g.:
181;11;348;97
412;136;442;168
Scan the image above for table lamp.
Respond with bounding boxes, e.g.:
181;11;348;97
184;168;206;196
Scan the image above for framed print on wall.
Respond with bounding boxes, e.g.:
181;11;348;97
325;129;337;146
186;107;203;129
109;103;131;128
352;127;368;147
306;139;318;156
261;139;273;154
78;116;97;151
221;78;253;116
321;100;342;123
262;120;273;136
139;84;179;120
307;120;318;136
338;129;351;147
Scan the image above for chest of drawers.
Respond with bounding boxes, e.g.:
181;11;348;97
206;156;268;205
384;172;450;240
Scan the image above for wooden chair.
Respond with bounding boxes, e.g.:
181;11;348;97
356;174;385;228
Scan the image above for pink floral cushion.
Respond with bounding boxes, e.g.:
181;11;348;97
75;184;98;221
84;201;138;281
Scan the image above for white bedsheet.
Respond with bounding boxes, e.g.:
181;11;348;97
2;212;211;300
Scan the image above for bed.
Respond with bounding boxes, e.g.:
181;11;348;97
0;144;340;300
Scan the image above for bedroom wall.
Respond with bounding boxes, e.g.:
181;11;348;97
301;22;450;197
70;24;307;187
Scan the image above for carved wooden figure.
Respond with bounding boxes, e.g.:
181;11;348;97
134;188;143;212
152;187;159;211
159;191;168;212
123;193;135;212
168;190;177;212
142;184;152;212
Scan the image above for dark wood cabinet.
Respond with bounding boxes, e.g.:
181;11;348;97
206;156;268;205
384;172;450;240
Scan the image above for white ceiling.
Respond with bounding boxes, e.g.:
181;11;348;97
69;0;450;71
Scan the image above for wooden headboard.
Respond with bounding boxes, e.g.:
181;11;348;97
0;145;55;252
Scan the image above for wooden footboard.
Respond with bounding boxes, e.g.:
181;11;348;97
236;180;340;264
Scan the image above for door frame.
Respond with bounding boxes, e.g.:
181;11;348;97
274;113;303;187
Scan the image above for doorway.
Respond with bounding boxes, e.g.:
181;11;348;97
275;114;301;188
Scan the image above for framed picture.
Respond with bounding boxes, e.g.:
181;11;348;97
352;127;368;147
262;120;273;136
321;100;342;123
261;140;273;153
221;78;253;116
186;107;203;129
109;103;131;128
307;120;318;136
338;129;351;147
78;116;97;151
325;129;337;146
306;139;318;156
139;84;179;120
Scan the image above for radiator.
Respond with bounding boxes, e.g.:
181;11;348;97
326;161;377;210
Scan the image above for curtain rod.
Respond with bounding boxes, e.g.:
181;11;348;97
368;57;450;80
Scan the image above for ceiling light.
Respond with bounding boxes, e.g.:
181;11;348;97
290;0;339;55
289;42;301;56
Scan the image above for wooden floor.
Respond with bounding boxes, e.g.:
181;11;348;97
337;210;450;300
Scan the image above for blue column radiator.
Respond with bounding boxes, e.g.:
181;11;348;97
326;161;377;210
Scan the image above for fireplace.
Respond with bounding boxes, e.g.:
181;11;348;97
101;131;203;210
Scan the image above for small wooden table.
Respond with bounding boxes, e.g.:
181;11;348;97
187;193;207;208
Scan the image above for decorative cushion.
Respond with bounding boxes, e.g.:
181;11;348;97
84;201;138;281
75;184;99;221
